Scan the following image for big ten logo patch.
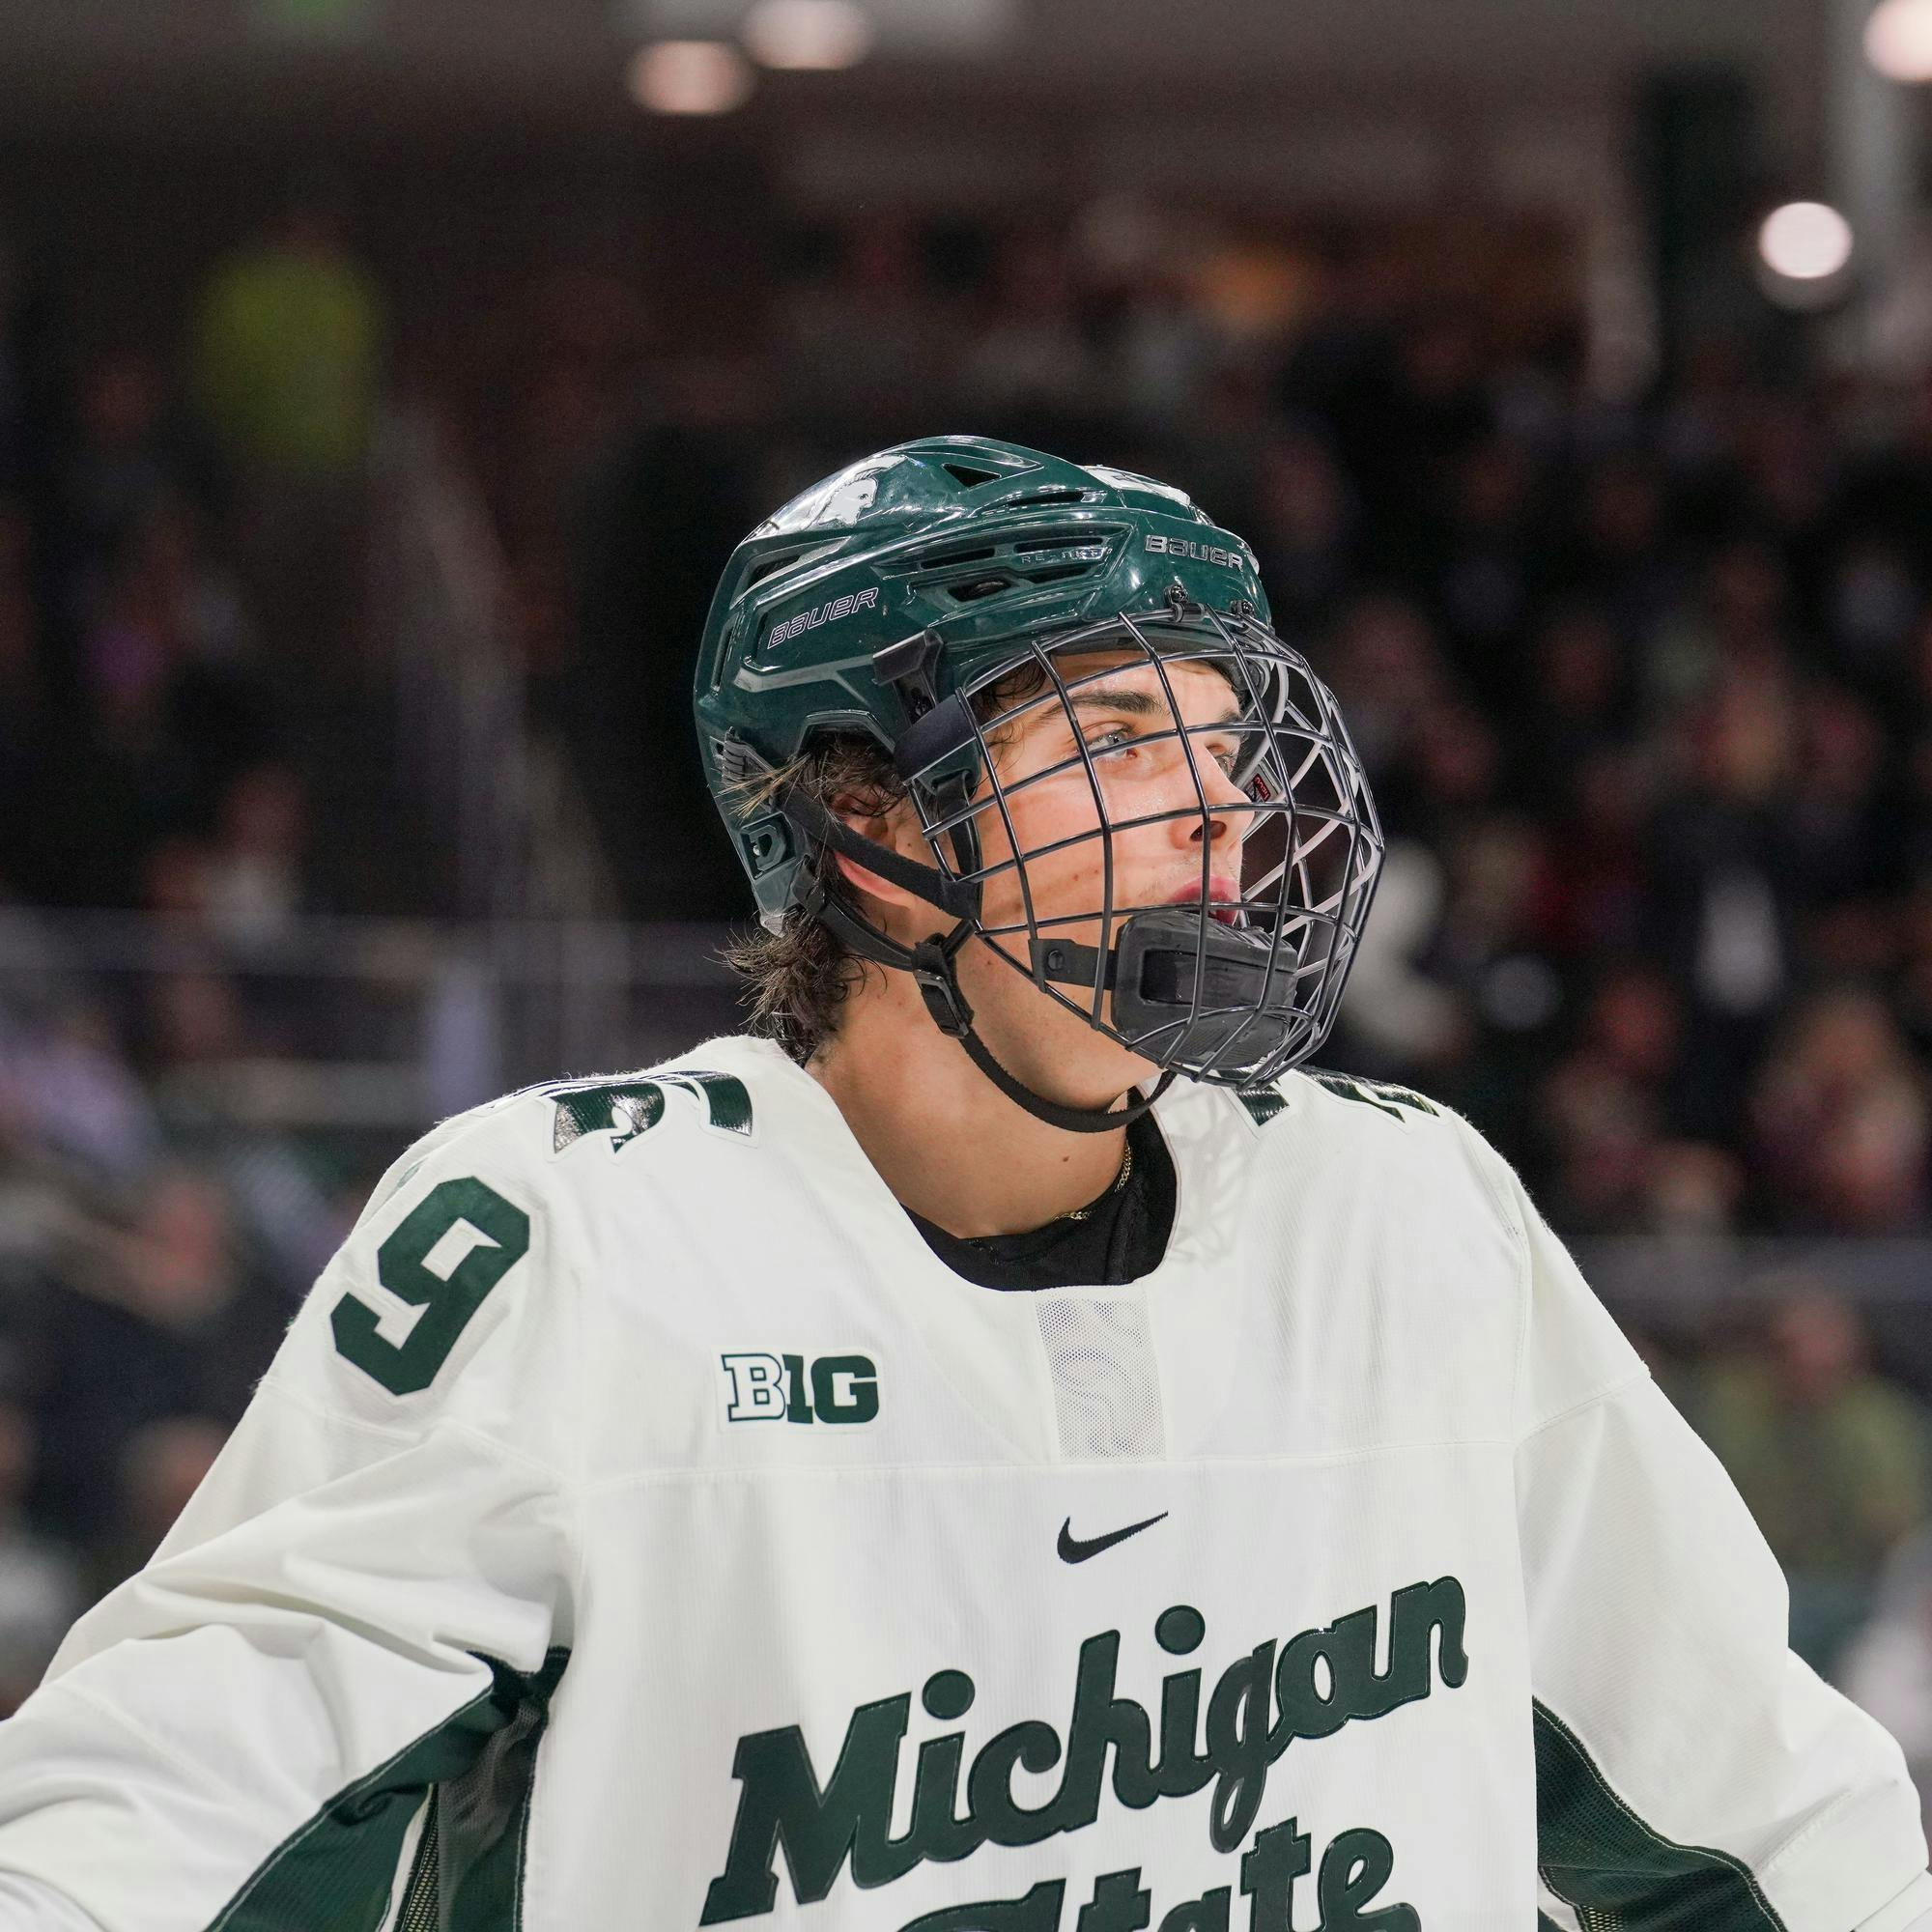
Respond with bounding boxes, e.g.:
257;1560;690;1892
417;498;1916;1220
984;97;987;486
721;1352;879;1427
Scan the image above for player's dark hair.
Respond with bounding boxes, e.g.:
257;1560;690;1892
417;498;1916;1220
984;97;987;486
720;734;905;1063
720;664;1047;1063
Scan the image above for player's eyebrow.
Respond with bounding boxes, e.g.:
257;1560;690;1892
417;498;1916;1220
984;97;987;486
1065;685;1242;725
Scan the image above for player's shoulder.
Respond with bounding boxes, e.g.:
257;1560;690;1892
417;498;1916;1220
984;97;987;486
1217;1063;1460;1146
1216;1064;1524;1227
362;1034;793;1220
1253;1065;1449;1133
308;1037;800;1416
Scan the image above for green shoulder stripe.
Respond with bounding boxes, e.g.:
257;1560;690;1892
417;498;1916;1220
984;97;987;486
1237;1070;1443;1130
207;1647;570;1932
1305;1068;1439;1122
547;1070;753;1155
1534;1699;1787;1929
1235;1083;1290;1128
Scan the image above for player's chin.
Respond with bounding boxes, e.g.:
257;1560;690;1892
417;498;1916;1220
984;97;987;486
1039;996;1165;1109
975;972;1156;1112
1096;1000;1166;1089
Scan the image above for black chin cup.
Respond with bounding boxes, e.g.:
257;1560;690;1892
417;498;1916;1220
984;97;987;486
1033;905;1303;1075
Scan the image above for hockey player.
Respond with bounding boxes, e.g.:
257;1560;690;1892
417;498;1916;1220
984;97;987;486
0;435;1927;1930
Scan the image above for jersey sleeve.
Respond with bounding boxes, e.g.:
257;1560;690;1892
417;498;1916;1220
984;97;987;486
1452;1123;1932;1931
0;1097;582;1932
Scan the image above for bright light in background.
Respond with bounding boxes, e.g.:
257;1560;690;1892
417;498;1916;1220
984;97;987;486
627;40;755;113
1866;0;1932;82
1757;202;1855;281
619;0;1013;57
743;0;873;70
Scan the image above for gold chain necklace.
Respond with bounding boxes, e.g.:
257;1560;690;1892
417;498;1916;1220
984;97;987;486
1064;1138;1134;1223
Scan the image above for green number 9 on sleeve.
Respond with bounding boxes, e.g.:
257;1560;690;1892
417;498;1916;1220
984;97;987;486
330;1177;532;1396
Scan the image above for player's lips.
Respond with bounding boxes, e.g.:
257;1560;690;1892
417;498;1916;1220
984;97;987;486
1162;876;1242;925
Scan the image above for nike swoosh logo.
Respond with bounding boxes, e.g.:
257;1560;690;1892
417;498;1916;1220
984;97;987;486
1057;1511;1169;1564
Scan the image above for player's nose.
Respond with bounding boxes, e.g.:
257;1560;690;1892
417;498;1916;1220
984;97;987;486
1175;740;1249;846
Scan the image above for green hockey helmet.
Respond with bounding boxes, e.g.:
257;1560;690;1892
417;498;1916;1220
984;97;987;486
694;435;1382;1130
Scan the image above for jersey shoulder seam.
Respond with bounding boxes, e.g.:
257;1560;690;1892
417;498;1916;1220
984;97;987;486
257;1370;575;1491
1515;1366;1654;1449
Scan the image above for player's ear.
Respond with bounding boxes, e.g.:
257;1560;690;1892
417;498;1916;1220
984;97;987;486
828;791;925;911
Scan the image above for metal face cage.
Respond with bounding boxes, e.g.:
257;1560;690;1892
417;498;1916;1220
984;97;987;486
899;601;1385;1087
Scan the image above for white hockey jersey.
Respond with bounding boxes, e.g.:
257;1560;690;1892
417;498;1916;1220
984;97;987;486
0;1033;1928;1932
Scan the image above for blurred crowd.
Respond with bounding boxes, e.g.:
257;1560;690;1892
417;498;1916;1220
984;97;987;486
0;193;385;923
9;196;1932;1824
0;199;387;1712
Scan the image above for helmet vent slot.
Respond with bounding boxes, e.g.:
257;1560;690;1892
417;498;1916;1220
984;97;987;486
1012;528;1108;554
1019;563;1090;586
746;548;807;586
887;543;999;576
1007;488;1087;508
949;576;1014;603
942;462;1003;488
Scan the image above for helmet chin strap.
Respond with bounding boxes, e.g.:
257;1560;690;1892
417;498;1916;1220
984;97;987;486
777;636;1173;1135
899;931;1177;1135
793;839;1173;1135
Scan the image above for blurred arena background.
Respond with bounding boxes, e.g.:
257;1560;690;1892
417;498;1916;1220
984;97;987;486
11;0;1932;1819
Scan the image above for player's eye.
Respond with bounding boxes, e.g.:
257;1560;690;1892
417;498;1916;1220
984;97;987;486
1179;725;1241;779
1085;725;1141;760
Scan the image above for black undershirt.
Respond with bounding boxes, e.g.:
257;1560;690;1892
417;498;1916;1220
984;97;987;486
905;1111;1178;1291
